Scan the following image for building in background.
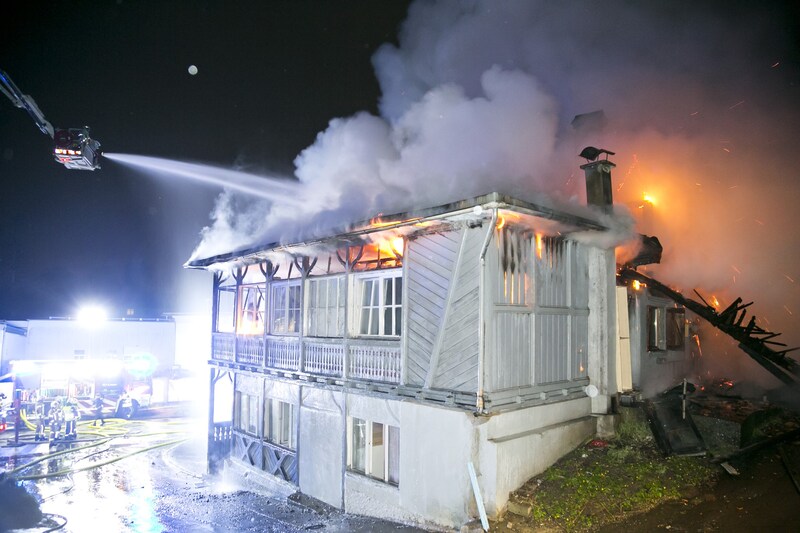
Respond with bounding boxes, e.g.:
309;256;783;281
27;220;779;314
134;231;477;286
0;315;209;412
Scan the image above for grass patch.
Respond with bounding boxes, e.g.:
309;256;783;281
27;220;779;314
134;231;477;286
514;412;717;532
528;443;713;531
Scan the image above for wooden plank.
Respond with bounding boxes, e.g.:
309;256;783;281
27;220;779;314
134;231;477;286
407;285;447;315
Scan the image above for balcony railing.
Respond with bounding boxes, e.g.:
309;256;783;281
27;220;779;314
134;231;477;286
349;344;401;383
211;332;399;384
305;341;344;376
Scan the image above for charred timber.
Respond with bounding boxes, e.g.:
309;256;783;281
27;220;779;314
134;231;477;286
619;268;800;385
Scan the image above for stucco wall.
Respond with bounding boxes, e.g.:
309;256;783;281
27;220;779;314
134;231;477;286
476;397;594;515
343;397;476;528
299;387;344;508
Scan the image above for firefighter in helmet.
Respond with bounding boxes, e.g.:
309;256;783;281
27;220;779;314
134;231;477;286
50;397;66;441
62;398;80;440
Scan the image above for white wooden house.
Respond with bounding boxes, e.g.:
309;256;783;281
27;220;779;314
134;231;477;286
188;162;627;528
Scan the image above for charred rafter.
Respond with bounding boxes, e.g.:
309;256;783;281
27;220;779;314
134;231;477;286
619;268;800;386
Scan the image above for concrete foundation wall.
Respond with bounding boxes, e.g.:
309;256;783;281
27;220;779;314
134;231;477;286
477;397;595;515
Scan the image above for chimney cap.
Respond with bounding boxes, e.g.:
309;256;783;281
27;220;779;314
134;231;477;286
579;146;615;162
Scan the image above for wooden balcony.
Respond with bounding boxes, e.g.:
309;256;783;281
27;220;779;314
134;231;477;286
211;332;400;384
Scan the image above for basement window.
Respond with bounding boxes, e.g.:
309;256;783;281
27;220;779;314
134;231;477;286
353;270;402;337
234;391;260;436
264;398;296;450
347;417;399;486
666;308;686;350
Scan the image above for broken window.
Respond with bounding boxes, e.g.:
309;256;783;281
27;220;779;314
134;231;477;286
347;416;399;486
238;284;265;335
666;308;686;350
264;398;296;450
234;391;259;436
306;276;345;337
647;306;666;351
270;280;301;334
353;270;402;337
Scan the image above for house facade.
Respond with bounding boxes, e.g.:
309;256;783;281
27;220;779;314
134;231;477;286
189;177;627;527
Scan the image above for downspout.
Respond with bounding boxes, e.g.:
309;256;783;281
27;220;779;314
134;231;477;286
477;208;498;414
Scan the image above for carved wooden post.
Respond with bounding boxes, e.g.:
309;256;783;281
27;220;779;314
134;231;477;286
336;245;364;380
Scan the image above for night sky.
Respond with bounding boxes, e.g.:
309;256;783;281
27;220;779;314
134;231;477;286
1;0;799;367
0;1;410;319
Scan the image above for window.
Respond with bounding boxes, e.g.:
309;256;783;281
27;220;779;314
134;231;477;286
270;281;301;334
307;276;345;337
347;417;399;485
354;271;402;337
238;285;265;334
647;306;666;351
234;391;260;435
216;287;236;333
264;399;297;450
666;308;686;350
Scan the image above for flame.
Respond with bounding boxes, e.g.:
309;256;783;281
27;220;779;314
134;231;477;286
370;235;405;259
535;233;543;259
632;279;642;291
237;317;262;335
639;192;657;208
367;216;420;229
710;295;720;309
496;214;506;230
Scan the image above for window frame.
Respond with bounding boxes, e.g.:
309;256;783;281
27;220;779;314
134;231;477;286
263;398;297;450
216;286;236;333
269;279;301;335
238;284;266;335
233;391;260;436
305;275;346;338
351;269;403;338
666;308;686;351
346;416;399;486
647;305;667;351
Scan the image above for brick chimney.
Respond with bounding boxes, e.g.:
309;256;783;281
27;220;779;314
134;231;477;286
581;159;615;213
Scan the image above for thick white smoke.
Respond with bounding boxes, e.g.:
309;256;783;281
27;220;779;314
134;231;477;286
193;0;800;356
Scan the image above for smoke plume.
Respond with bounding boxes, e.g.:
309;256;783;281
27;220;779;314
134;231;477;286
193;0;800;355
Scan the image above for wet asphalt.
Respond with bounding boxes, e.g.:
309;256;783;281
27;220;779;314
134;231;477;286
0;415;432;533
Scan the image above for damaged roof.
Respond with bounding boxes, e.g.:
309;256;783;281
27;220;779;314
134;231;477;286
185;192;610;270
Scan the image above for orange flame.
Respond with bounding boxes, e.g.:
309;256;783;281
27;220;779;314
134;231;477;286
535;233;543;259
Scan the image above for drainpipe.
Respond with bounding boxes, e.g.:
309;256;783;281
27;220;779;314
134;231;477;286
477;208;498;414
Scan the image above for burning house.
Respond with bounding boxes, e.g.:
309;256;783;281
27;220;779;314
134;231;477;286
185;154;676;528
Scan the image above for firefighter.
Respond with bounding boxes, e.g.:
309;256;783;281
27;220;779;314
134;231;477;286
34;396;49;441
92;394;105;426
63;398;80;439
0;393;7;432
49;398;63;440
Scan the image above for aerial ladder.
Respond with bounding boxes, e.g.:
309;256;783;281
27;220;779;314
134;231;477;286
0;68;101;170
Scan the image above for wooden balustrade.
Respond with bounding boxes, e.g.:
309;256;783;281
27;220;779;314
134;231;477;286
213;331;400;385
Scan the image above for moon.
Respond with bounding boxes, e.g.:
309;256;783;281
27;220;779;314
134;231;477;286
188;65;198;75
